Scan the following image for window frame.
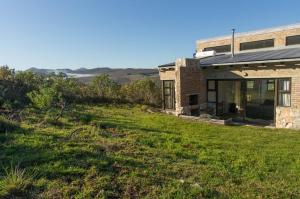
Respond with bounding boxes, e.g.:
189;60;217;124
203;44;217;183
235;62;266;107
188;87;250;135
286;35;300;46
240;39;275;51
162;80;175;110
267;79;275;91
203;45;231;53
277;78;291;107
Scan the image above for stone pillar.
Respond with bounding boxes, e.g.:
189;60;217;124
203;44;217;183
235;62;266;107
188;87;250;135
174;58;185;115
174;58;204;116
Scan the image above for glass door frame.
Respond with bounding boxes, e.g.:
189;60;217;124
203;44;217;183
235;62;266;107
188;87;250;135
244;78;276;121
207;78;277;122
162;80;175;110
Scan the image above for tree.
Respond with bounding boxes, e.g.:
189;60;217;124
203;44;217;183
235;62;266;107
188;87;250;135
91;74;120;100
121;79;161;106
0;66;14;81
0;66;42;110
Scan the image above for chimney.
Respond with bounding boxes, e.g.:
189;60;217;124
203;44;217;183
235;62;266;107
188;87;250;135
231;28;235;57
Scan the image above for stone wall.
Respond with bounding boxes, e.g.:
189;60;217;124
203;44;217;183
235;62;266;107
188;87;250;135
276;107;300;128
159;69;175;80
276;76;300;128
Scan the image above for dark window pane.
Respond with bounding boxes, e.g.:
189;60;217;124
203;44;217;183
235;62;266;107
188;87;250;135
278;79;290;91
163;80;175;109
278;93;291;106
208;80;216;90
164;96;172;109
208;91;216;102
240;39;274;51
163;81;171;88
204;45;231;53
164;88;171;95
247;81;254;89
286;35;300;46
189;94;198;105
267;80;275;91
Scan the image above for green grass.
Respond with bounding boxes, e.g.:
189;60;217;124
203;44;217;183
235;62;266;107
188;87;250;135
1;104;300;198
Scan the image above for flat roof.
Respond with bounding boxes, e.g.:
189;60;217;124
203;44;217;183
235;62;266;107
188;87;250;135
199;47;300;67
158;62;175;68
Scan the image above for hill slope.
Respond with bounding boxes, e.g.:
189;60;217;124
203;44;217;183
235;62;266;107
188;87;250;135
27;67;159;84
1;104;300;198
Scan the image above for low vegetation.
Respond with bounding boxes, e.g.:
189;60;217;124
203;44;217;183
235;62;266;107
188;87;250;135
1;65;300;198
1;104;300;198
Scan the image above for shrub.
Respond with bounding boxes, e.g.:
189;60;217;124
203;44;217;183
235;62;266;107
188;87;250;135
0;165;33;198
79;114;93;124
121;79;161;106
90;74;120;100
27;87;58;110
0;115;20;133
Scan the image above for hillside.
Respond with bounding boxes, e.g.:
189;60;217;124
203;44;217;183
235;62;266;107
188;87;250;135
1;104;300;198
27;67;159;84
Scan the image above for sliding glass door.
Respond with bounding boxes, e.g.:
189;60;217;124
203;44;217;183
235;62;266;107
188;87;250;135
245;79;275;120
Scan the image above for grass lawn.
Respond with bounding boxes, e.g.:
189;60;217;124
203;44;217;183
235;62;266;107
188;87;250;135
1;104;300;198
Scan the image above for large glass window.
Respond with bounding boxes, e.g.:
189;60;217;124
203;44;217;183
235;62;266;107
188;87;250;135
203;45;231;53
240;39;274;51
163;80;175;109
246;79;275;120
286;35;300;46
278;79;291;107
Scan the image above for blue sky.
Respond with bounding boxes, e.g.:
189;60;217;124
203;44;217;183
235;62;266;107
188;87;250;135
1;0;300;70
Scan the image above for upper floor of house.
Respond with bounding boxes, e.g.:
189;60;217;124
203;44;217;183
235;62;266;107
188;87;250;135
196;23;300;54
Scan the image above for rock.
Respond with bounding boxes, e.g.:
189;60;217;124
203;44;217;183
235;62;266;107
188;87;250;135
286;122;293;128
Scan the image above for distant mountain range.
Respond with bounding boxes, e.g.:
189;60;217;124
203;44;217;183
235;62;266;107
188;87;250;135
27;67;159;84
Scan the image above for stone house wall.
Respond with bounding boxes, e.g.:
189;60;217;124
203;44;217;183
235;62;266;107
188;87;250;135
159;69;175;80
159;24;300;128
160;61;300;128
203;66;300;129
159;58;206;116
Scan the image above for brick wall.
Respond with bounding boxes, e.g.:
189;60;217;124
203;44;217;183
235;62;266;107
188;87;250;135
197;27;300;53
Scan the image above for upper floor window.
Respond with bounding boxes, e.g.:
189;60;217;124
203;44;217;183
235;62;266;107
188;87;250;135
286;35;300;46
203;45;231;53
240;39;274;51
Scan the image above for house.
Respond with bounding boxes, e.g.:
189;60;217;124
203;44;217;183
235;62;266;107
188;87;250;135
158;23;300;128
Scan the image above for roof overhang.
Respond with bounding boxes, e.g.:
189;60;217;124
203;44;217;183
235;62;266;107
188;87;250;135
200;58;300;67
157;62;175;68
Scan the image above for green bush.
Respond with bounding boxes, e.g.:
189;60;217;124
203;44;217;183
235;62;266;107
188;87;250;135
79;114;93;124
0;116;19;133
27;87;58;110
0;166;33;198
121;79;161;106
